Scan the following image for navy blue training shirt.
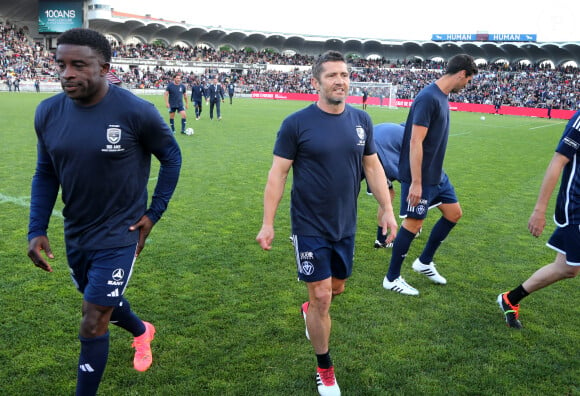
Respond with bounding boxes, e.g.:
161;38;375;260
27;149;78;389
399;82;450;185
29;84;182;249
554;110;580;226
166;82;186;108
274;103;375;241
373;122;404;180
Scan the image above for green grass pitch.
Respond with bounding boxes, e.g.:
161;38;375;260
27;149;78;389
0;92;577;395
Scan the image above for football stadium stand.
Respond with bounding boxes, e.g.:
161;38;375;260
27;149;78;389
1;0;579;113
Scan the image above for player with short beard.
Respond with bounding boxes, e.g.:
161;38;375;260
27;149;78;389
256;51;397;396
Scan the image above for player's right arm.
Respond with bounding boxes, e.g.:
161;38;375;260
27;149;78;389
164;89;170;108
529;152;569;237
27;130;59;272
256;155;293;250
408;124;428;207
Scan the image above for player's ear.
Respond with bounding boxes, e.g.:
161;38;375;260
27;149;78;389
100;62;111;76
311;77;320;91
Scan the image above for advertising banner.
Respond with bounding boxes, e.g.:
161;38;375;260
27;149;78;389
38;0;83;34
250;92;574;120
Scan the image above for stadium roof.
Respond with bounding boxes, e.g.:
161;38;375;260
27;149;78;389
2;0;579;67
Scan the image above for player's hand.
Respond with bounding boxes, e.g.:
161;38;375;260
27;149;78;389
380;212;398;244
27;235;55;272
256;225;275;250
528;209;546;237
407;183;422;208
129;215;154;256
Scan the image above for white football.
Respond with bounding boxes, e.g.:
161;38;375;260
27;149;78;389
185;128;194;135
480;116;486;121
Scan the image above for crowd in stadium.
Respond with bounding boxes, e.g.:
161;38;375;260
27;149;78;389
2;21;579;109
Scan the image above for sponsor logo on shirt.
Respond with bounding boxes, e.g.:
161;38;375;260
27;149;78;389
563;136;579;150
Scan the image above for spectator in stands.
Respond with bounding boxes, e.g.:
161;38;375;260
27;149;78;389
1;20;578;110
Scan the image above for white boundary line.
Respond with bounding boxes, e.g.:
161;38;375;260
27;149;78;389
530;122;565;130
0;193;63;219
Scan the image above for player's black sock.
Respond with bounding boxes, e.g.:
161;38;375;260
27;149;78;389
376;226;386;243
110;298;146;337
419;216;456;264
386;227;415;281
316;350;332;369
77;332;109;396
507;284;529;305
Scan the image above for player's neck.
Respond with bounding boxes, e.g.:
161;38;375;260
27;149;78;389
316;100;345;115
435;76;454;95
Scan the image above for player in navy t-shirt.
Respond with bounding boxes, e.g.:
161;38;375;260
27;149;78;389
27;28;181;396
190;78;206;120
370;122;405;248
256;51;397;396
227;81;235;104
497;110;580;329
383;54;478;296
164;74;188;133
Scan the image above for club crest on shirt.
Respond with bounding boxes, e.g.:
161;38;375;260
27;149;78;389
356;125;366;146
106;127;121;144
102;125;125;153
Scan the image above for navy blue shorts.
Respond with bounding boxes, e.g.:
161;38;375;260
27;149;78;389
547;224;580;266
399;173;458;219
66;244;138;306
291;235;354;282
169;106;185;113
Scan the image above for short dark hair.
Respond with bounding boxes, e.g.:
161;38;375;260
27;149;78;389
446;54;478;77
312;51;347;81
57;28;112;63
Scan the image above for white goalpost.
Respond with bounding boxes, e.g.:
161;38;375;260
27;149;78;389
350;82;398;109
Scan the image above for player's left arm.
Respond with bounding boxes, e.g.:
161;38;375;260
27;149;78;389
182;85;188;108
408;124;428;207
131;107;182;254
363;154;398;243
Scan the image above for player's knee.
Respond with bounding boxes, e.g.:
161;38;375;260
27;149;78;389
80;315;108;338
310;291;332;315
332;283;345;296
450;209;462;223
444;206;462;223
562;265;580;279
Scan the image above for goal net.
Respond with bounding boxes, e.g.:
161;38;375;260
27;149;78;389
350;82;397;109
